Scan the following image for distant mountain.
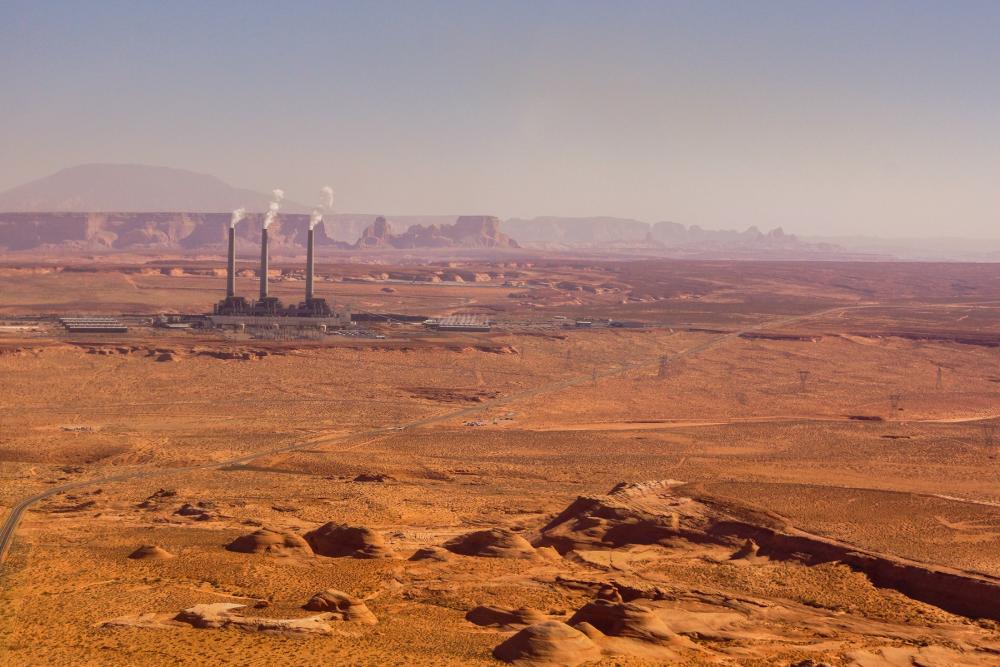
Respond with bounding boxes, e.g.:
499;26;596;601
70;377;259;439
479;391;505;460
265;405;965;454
0;164;306;213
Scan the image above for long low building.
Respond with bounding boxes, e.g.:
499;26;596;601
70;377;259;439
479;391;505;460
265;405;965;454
433;315;492;332
59;317;129;333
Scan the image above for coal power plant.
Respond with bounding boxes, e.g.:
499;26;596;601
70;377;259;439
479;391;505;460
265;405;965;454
210;199;348;330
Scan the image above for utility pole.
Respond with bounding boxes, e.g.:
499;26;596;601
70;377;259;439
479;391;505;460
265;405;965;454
658;356;669;379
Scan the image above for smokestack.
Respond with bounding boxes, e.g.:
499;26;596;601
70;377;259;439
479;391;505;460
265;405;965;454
306;227;315;301
227;208;245;299
226;226;237;297
259;226;269;300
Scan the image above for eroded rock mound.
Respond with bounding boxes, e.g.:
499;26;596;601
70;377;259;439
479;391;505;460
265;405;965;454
567;599;680;644
226;528;314;557
467;605;548;630
302;590;377;624
444;528;536;559
493;620;602;666
128;544;174;560
304;523;393;559
353;472;393;483
409;546;452;562
174;501;218;521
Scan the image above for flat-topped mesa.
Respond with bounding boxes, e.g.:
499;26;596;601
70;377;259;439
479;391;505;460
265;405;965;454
351;215;519;250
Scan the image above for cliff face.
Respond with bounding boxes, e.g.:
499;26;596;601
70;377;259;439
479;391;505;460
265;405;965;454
504;216;840;256
354;217;394;248
351;215;519;250
0;212;519;253
0;212;352;254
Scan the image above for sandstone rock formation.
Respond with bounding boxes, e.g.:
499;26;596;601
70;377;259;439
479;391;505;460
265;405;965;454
567;600;680;644
352;215;518;250
303;523;394;559
466;605;548;630
353;472;394;483
492;621;602;666
128;544;175;560
174;603;334;635
539;480;1000;622
408;546;452;562
174;501;218;521
354;216;393;248
225;528;314;557
302;590;377;624
443;528;537;559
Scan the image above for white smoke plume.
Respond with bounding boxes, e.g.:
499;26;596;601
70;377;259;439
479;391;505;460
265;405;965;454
309;185;334;230
230;207;246;229
262;188;284;229
309;209;323;230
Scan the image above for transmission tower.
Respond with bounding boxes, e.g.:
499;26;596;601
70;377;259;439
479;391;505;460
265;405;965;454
936;365;943;390
983;422;998;448
798;370;810;393
658;356;670;379
889;393;902;413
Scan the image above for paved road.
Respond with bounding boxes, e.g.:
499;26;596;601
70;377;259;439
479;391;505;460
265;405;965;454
0;305;852;568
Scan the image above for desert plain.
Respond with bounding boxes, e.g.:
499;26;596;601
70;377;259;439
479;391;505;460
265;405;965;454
2;258;1000;666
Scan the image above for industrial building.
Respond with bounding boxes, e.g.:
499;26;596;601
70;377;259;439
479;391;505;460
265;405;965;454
430;315;492;332
60;317;128;333
210;219;350;330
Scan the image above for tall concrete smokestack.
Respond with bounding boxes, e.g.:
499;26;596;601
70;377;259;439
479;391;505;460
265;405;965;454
259;226;269;300
306;227;315;301
227;207;246;299
226;226;237;297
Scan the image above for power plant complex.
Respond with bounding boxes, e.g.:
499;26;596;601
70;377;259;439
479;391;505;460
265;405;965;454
210;198;349;331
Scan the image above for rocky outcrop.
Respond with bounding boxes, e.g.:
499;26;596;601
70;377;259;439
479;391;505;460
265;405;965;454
354;216;394;248
566;600;680;644
408;546;452;562
302;590;377;624
128;544;175;560
173;603;334;635
225;528;314;557
303;523;394;559
443;528;537;559
539;480;1000;622
466;605;548;630
492;621;602;666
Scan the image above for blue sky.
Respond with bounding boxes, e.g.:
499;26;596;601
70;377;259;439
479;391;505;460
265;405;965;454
2;1;999;237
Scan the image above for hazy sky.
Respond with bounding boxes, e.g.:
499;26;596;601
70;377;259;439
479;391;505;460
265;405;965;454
3;1;999;237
